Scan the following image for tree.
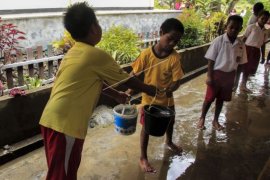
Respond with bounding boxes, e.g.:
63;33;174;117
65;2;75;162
226;0;240;14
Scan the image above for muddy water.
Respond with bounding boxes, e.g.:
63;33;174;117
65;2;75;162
1;65;270;180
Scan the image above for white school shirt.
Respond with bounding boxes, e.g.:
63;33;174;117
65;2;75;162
244;23;268;48
205;34;247;72
247;14;257;25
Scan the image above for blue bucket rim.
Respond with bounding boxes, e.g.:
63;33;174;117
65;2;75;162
113;104;138;119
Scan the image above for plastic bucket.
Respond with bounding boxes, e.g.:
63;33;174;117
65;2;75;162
143;105;175;137
113;104;138;135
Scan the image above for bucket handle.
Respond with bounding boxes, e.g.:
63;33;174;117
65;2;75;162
148;88;171;110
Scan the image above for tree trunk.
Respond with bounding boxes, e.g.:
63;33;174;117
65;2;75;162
226;0;240;14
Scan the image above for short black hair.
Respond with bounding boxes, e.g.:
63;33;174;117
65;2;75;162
227;15;243;26
160;18;185;34
64;2;97;40
258;10;270;18
253;2;264;15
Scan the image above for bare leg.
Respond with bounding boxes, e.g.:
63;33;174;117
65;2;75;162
165;116;183;153
139;127;156;173
212;99;224;131
233;66;241;91
240;72;252;93
197;100;212;130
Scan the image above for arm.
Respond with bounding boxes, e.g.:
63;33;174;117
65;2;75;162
261;43;266;63
242;37;247;43
122;75;156;97
242;25;252;43
102;83;129;104
206;60;215;86
165;80;181;98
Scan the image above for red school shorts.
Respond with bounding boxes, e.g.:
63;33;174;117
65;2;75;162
205;70;236;102
243;45;260;75
40;125;84;180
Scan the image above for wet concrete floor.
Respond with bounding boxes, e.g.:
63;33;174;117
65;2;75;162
0;64;270;180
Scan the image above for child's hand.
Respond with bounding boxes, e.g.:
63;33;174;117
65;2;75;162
146;85;157;97
115;91;131;104
125;89;134;96
206;77;214;86
166;90;173;98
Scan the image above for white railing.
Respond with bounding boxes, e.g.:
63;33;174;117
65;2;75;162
0;31;161;95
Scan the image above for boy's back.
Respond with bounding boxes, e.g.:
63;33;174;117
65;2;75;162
40;42;129;139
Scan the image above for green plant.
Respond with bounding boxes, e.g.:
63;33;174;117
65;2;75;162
97;25;140;65
24;76;42;89
204;12;227;42
242;8;252;31
195;0;225;16
154;0;172;9
52;30;75;54
0;17;26;58
177;9;205;49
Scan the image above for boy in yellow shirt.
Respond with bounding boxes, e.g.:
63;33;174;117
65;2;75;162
131;18;184;173
39;2;156;179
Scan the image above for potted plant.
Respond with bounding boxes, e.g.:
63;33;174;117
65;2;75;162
0;17;26;64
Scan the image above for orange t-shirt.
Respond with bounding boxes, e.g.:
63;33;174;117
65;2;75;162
131;47;184;106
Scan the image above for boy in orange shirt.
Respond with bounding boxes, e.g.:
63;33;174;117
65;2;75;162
130;18;184;173
39;2;156;180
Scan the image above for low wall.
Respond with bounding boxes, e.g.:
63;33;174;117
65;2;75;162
1;10;180;48
0;43;209;146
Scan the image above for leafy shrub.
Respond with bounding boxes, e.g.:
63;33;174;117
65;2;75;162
242;9;252;31
177;9;205;49
0;17;25;57
52;30;75;54
97;25;140;65
204;12;227;42
154;0;171;9
24;75;42;89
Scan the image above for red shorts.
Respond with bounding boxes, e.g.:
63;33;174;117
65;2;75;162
244;45;260;75
140;105;175;125
205;70;235;102
40;126;84;180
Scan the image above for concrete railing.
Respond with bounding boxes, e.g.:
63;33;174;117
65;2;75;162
0;32;160;95
0;43;210;147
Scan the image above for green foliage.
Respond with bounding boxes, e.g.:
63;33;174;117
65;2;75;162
242;8;252;30
52;30;75;54
97;25;140;65
260;0;270;11
24;76;42;90
195;0;225;16
154;0;171;9
204;12;228;42
0;17;26;57
177;9;205;49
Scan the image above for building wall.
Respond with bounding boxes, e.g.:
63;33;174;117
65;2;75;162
0;0;154;11
1;10;180;49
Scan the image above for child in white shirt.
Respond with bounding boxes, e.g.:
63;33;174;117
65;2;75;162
197;15;247;131
240;10;270;93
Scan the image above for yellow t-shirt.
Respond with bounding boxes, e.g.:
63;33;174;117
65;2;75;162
40;42;129;139
131;47;184;106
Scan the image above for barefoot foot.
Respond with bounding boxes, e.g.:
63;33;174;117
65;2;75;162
166;142;183;153
240;86;252;93
139;158;157;173
212;121;224;131
197;118;206;130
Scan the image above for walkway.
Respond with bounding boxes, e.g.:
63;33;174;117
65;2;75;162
0;64;270;180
